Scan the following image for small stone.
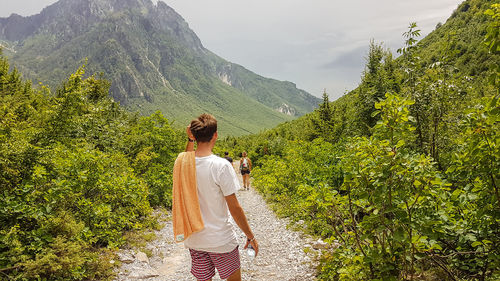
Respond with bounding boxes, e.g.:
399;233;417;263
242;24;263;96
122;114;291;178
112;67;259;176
128;268;159;279
312;239;328;250
117;252;135;264
331;240;341;249
136;251;149;263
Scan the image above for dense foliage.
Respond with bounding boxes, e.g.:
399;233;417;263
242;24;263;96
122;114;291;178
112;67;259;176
221;1;499;280
0;52;183;280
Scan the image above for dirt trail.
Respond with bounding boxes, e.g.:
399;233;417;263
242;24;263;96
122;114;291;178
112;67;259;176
115;161;318;280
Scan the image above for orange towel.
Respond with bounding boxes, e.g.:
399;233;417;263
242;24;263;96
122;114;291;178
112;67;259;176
172;151;204;242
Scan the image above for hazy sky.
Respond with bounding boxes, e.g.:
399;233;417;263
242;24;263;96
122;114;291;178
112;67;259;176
1;0;463;99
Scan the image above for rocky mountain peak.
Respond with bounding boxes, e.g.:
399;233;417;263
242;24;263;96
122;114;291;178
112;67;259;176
0;0;203;51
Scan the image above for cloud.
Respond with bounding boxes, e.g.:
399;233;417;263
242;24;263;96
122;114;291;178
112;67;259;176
0;0;56;17
322;45;368;70
2;0;463;98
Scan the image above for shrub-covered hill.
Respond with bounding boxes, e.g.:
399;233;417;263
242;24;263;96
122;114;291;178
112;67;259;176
0;0;320;136
225;0;498;151
219;0;499;280
0;50;184;279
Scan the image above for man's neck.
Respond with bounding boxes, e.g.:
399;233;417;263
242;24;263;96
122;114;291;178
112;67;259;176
195;142;213;157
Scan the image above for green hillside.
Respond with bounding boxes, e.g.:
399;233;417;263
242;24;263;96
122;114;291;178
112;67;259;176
219;0;499;279
0;0;318;136
228;0;498;146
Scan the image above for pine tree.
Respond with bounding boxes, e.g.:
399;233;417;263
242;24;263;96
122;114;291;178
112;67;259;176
356;40;392;132
312;90;336;141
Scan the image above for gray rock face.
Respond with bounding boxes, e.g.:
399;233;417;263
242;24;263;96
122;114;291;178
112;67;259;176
278;103;297;116
0;0;202;50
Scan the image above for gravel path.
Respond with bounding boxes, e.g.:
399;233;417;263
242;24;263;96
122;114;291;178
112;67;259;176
115;162;319;280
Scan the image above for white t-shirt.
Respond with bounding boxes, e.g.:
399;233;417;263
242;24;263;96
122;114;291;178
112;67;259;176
183;154;240;253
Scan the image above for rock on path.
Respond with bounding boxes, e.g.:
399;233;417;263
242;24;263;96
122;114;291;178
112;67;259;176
115;162;318;280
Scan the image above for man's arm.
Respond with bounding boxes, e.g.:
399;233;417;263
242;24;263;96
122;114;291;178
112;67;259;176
185;139;194;152
225;194;259;256
185;125;195;152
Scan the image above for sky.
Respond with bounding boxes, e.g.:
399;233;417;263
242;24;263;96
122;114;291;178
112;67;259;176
1;0;464;99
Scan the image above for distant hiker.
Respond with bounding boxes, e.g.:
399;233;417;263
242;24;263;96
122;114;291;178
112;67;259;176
172;114;258;281
239;152;252;190
224;151;233;164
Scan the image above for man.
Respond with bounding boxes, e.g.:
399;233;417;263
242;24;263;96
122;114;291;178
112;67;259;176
223;151;233;164
183;114;259;281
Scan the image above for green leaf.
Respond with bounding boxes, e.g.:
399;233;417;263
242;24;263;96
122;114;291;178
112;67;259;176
465;233;477;242
471;241;482;247
396;140;405;148
394;227;405;242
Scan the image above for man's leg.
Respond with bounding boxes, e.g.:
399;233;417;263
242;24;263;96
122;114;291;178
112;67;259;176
209;246;240;280
190;249;216;281
226;268;241;281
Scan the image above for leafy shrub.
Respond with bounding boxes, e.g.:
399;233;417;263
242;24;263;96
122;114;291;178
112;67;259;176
0;54;180;280
253;138;343;236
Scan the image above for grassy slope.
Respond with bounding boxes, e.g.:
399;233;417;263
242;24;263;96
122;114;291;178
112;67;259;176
3;11;293;136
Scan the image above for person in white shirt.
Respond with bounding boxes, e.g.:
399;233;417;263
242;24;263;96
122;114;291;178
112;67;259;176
184;114;258;281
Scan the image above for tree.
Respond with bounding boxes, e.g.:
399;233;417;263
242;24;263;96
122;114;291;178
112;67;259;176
356;40;396;132
312;90;338;142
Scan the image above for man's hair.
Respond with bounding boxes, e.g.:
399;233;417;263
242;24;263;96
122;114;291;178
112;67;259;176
190;114;217;143
224;151;229;155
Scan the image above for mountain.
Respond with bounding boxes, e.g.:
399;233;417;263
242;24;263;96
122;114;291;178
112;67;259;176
0;0;320;136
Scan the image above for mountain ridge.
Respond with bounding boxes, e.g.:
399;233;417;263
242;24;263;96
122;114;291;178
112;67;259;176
0;0;320;136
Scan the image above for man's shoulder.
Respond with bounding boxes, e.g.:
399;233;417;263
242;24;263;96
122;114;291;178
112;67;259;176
208;156;235;177
208;155;231;166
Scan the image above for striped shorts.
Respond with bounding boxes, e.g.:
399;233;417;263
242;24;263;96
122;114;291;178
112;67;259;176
189;246;240;281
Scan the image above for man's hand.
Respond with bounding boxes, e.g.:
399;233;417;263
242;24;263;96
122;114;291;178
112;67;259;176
244;237;259;257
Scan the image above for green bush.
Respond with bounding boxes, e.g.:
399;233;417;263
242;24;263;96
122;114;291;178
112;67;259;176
0;54;181;280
